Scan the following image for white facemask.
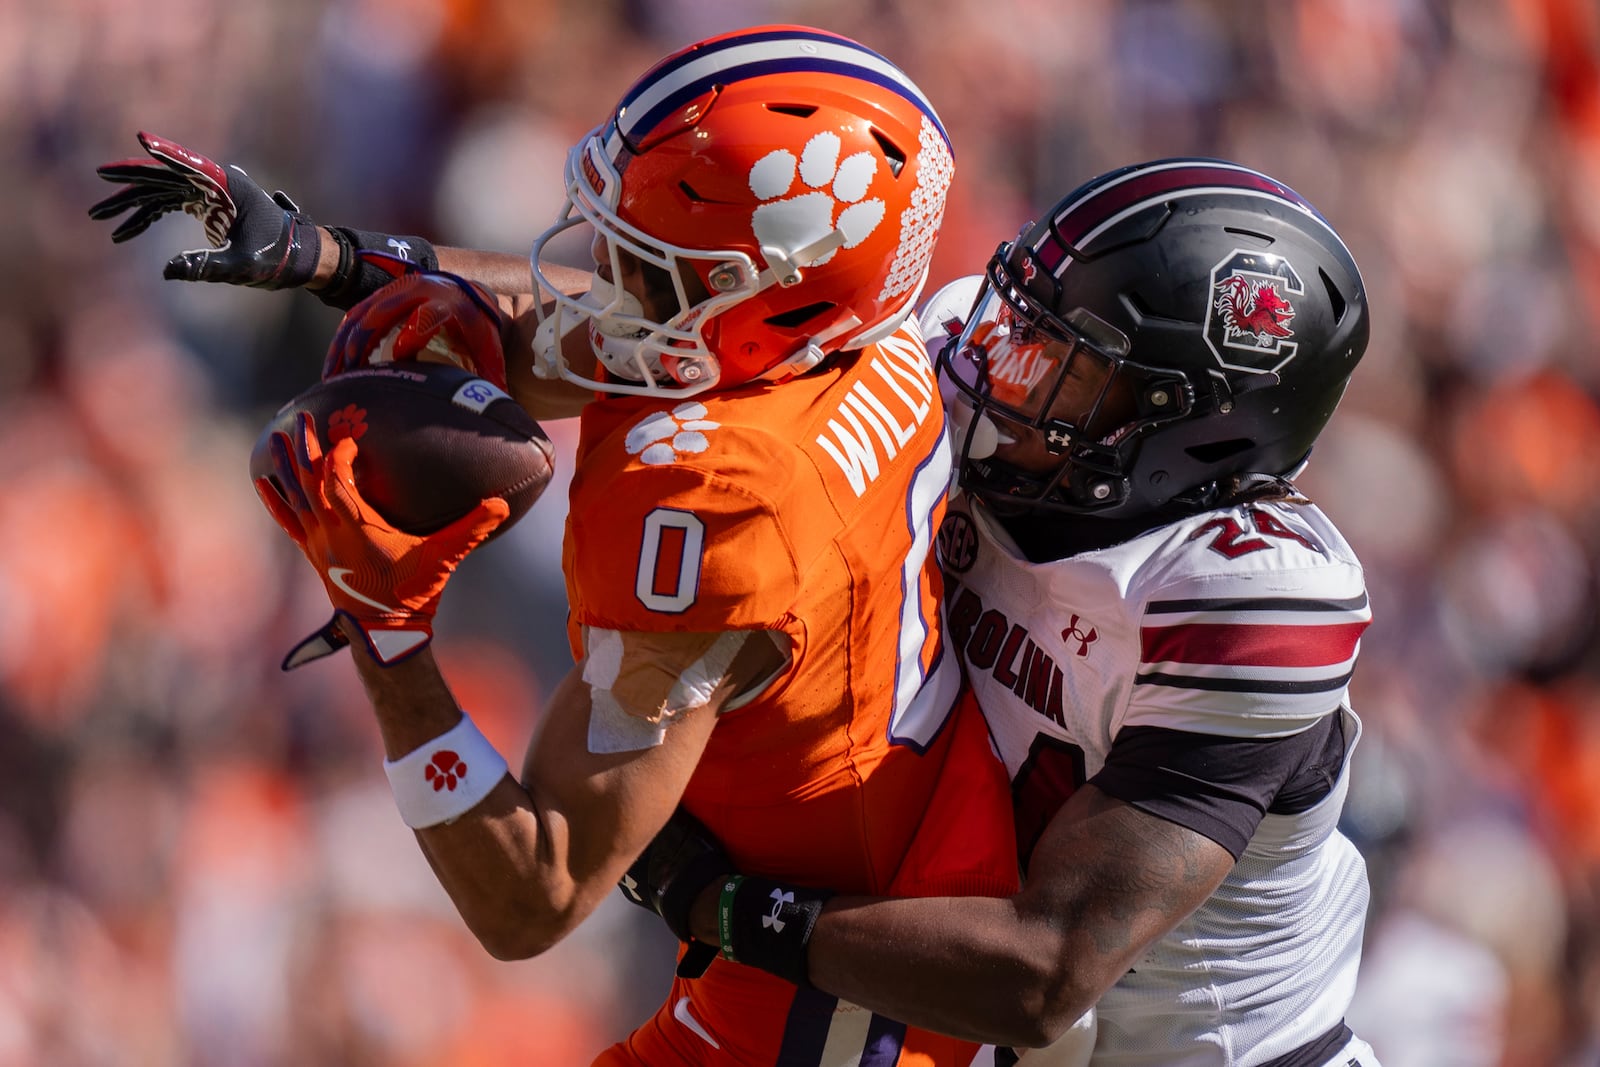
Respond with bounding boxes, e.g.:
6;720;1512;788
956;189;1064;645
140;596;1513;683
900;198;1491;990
532;274;669;385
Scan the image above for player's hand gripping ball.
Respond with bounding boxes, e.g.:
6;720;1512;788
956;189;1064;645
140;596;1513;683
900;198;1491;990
321;255;510;390
249;361;554;538
249;275;555;670
254;266;552;536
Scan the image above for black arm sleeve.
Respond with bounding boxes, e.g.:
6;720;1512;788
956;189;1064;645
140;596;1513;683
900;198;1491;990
1089;710;1347;859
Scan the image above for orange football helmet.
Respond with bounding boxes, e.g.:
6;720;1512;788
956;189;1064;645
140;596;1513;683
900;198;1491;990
530;25;955;397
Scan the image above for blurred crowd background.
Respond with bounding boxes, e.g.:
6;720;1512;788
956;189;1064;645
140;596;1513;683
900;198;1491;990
1;0;1598;1064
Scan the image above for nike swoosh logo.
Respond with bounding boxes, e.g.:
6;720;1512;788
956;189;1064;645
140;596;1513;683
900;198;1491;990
672;998;719;1049
328;567;397;613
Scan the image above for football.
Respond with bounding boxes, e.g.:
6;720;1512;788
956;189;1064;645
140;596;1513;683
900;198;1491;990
250;362;555;538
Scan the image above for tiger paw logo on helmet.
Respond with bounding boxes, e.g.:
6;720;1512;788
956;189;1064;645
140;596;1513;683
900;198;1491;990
749;133;886;267
744;116;952;304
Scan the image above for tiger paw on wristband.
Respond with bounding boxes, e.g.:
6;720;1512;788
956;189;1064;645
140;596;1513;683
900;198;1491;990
383;713;510;828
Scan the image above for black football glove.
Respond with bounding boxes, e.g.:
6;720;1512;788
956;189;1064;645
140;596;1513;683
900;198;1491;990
89;131;322;290
620;807;733;979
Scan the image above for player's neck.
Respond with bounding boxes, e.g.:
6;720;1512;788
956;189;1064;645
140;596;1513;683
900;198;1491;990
994;504;1192;562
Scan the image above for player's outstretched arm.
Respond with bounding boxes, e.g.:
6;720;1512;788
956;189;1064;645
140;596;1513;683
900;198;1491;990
691;784;1233;1049
93;133;599;418
90;131;424;307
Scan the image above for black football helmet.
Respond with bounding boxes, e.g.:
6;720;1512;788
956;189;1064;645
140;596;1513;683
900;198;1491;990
940;158;1369;519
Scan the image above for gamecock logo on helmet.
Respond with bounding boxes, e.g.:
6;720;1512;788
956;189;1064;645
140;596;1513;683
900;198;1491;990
1204;250;1304;374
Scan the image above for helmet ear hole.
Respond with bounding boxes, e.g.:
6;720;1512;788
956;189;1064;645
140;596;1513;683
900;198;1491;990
1185;439;1254;464
764;301;836;329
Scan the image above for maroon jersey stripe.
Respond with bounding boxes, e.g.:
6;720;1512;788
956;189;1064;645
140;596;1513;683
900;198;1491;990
1139;619;1370;669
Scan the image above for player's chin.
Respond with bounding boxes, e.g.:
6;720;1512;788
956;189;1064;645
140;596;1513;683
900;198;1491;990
991;435;1056;474
561;323;603;378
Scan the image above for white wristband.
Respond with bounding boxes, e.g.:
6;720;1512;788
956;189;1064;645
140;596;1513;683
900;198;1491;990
383;713;510;829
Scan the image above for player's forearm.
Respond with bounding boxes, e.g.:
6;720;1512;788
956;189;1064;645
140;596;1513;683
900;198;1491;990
345;642;585;959
684;786;1180;1046
433;247;591;301
302;233;533;294
802;894;1090;1048
435;246;538;296
686;879;1083;1045
808;786;1230;1048
428;248;594;421
304;234;557;299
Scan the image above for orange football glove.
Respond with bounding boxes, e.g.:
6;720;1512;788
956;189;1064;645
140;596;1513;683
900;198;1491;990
254;412;509;670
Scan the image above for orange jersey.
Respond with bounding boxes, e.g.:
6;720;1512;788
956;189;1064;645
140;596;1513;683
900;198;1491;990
565;326;1018;1064
564;323;1010;894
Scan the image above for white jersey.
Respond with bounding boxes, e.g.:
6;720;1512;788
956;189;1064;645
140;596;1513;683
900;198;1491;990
937;490;1372;1067
918;275;1376;1066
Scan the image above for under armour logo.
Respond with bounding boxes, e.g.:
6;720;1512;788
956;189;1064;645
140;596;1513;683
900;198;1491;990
620;873;642;904
1021;257;1037;285
1045;427;1072;449
387;237;413;260
762;888;794;932
1061;615;1098;657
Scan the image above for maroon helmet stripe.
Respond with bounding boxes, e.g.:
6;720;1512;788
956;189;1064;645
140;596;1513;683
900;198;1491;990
1047;163;1314;254
1035;235;1068;272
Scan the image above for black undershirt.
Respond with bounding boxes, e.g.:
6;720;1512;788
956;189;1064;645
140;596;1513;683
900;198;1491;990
999;503;1196;561
1090;710;1349;859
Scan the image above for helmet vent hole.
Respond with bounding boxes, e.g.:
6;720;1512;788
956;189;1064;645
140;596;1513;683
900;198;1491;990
1319;268;1348;322
765;301;835;329
870;130;906;177
767;104;819;119
1121;291;1185;326
1125;292;1152;320
1222;226;1273;246
1185;439;1253;463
